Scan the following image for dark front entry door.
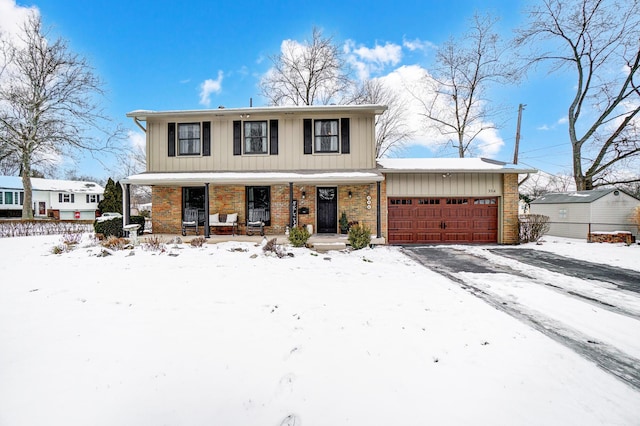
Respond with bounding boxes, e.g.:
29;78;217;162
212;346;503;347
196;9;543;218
316;187;338;233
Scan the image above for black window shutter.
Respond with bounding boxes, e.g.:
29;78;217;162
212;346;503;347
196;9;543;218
233;121;241;155
86;194;89;203
58;193;62;203
71;194;75;203
341;118;350;154
270;120;278;155
303;119;312;154
202;121;211;156
168;123;176;157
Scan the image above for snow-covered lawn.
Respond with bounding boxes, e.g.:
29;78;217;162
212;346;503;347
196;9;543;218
1;234;639;426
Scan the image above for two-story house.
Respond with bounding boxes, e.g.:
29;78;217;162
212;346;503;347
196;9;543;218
0;176;104;219
122;105;535;244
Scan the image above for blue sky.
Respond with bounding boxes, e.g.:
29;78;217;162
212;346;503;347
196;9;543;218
3;0;577;181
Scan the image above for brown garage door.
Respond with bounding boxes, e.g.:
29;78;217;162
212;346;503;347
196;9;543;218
388;197;498;244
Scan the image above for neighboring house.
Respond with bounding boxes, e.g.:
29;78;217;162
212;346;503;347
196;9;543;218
530;189;640;239
0;176;104;220
122;105;535;244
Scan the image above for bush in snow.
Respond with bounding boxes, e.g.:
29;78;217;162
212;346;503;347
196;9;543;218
142;235;166;252
348;224;371;250
263;238;288;258
518;214;550;243
190;236;207;247
101;236;130;250
288;226;310;247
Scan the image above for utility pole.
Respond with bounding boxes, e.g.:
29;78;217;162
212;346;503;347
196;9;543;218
513;103;525;164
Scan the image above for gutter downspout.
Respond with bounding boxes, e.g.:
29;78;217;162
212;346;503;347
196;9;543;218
133;117;147;133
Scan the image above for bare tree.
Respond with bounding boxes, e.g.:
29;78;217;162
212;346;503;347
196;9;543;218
418;13;516;158
0;12;121;219
348;79;412;158
259;27;352;106
516;0;640;190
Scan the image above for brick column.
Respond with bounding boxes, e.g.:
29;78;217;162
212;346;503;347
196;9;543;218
502;174;519;244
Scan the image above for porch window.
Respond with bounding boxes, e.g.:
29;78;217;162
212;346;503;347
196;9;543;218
244;121;268;154
246;186;271;226
314;120;339;152
178;123;201;155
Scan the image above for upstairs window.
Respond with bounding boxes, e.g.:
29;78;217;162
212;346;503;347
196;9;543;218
59;193;75;203
86;194;100;203
244;121;268;154
178;123;201;155
314;119;339;152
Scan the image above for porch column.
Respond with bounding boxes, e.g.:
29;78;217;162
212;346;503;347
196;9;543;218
376;181;381;238
289;182;294;228
123;183;131;225
204;183;210;238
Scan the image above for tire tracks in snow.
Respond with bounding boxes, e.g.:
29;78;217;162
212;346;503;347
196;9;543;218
402;246;640;392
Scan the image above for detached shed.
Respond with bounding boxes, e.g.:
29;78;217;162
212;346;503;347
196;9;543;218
530;189;640;240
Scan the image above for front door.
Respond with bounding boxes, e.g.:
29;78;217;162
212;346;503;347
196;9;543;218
316;187;338;233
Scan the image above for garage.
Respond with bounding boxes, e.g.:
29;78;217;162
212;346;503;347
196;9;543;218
388;197;498;244
378;158;536;245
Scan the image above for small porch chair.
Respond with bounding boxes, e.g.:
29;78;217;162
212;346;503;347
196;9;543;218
181;208;199;236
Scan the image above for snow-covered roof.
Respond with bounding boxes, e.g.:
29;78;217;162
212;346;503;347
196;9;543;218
531;188;639;204
121;170;384;186
377;158;537;174
126;104;388;120
0;176;104;193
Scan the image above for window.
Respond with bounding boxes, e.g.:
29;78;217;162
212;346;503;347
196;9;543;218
5;191;12;205
446;198;468;205
0;192;2;204
473;199;496;205
390;199;412;205
178;123;200;155
246;186;271;226
86;194;100;203
59;193;75;203
314;120;339;152
244;121;268;154
419;199;440;205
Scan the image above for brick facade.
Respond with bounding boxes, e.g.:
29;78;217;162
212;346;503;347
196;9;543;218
152;183;381;236
502;173;519;244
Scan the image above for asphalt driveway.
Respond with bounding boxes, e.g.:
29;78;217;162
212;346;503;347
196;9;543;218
401;245;640;392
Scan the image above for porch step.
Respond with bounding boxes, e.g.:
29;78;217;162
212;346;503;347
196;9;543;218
310;242;347;252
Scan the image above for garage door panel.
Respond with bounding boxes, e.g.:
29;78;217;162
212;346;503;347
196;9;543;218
388;197;497;244
416;232;443;243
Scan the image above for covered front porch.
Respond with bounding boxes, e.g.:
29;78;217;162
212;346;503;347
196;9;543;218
120;170;387;243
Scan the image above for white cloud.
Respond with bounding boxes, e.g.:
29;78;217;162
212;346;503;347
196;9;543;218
345;40;403;80
199;71;224;107
557;117;568;125
537;124;551;131
0;0;37;40
402;37;436;52
128;130;145;151
376;64;505;158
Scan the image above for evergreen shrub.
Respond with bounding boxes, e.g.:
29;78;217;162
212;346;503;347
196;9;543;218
348;224;371;250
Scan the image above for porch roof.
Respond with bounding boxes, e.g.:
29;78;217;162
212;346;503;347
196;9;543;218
121;169;384;186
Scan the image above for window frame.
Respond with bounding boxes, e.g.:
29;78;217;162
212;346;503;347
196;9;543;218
177;122;201;156
246;186;271;226
243;121;268;155
314;119;340;153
